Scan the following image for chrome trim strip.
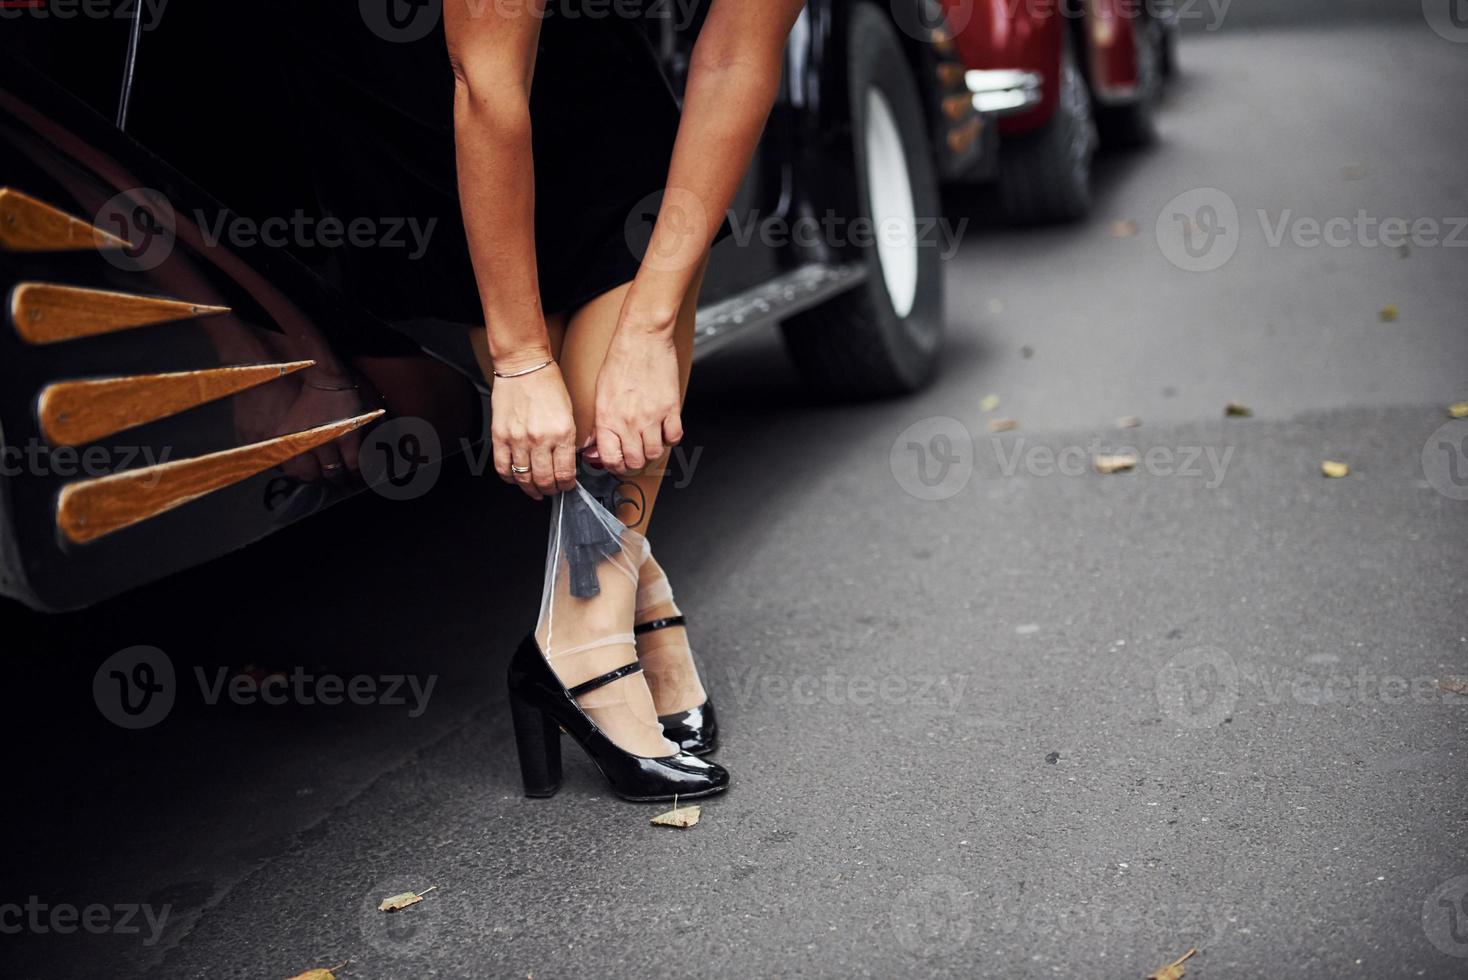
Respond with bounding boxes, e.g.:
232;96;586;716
693;262;868;358
965;69;1044;116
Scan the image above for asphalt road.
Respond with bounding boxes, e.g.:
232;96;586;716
4;12;1467;980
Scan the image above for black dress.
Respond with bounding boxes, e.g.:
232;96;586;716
129;3;690;343
528;11;684;316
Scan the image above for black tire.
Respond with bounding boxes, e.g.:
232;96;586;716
999;31;1097;224
780;3;944;400
1097;16;1163;148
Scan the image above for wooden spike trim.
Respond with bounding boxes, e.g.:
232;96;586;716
0;187;133;252
10;282;231;345
56;409;384;544
38;360;317;446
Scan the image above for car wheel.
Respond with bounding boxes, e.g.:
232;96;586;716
1098;16;1164;148
780;3;944;400
998;31;1097;224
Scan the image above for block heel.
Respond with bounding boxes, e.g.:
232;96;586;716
510;693;563;798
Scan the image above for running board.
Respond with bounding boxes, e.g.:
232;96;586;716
693;262;866;358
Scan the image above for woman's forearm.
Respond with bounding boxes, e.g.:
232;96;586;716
446;0;549;375
623;0;806;331
454;88;551;373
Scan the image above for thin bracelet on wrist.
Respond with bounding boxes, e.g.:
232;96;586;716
493;358;555;379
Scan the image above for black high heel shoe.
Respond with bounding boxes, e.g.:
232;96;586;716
635;614;719;756
507;634;729;802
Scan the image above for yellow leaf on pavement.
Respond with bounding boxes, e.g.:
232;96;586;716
1449;401;1468;418
1146;948;1197;980
1094;453;1139;474
651;803;701;828
286;964;347;980
980;394;1000;413
1321;460;1350;478
1380;304;1398;322
378;886;436;913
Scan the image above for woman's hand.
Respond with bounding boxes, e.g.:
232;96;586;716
490;354;578;499
588;316;683;475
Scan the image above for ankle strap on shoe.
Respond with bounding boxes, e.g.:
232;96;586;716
567;662;643;699
634;615;687;635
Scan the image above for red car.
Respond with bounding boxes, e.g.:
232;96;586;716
944;0;1179;221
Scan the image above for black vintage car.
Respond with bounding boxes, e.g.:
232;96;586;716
0;0;993;611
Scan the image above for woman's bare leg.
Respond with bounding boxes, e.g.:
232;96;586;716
553;263;703;533
511;264;703;755
554;264;708;718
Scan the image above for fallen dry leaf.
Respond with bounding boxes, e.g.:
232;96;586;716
378;886;436;913
1146;948;1197;980
1117;416;1141;428
651;803;701;828
1110;219;1139;238
987;418;1017;433
1224;402;1252;418
980;393;1001;413
1380;304;1398;322
1341;164;1366;181
286;965;346;980
1449;401;1468;419
1435;677;1468;696
1094;453;1139;474
1321;460;1350;478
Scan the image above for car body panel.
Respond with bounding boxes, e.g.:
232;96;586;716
946;0;1176;134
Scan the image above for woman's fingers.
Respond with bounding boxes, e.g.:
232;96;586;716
619;425;647;472
595;426;626;474
639;423;665;467
663;411;684;449
589;414;682;476
530;443;558;496
552;442;577;492
508;437;541;499
492;437;515;484
513;463;542;499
